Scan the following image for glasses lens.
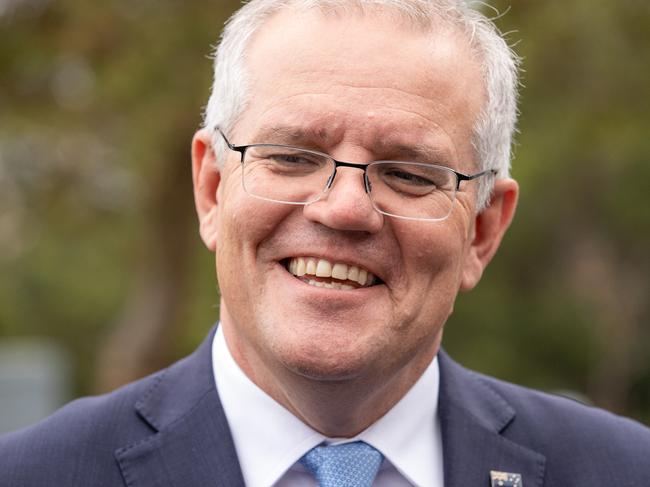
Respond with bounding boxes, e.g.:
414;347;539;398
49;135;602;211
368;162;457;220
242;145;333;204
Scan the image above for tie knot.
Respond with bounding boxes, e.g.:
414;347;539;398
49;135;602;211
300;441;383;487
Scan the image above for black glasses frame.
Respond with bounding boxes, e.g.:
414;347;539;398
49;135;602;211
216;128;495;192
215;127;497;221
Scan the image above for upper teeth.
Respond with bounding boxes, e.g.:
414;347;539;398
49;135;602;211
288;257;375;287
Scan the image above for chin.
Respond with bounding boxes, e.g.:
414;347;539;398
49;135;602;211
289;358;370;383
273;335;382;383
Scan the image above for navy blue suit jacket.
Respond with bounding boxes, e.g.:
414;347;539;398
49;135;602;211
1;326;649;486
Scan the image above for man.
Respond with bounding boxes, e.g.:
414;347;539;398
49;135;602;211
1;1;649;486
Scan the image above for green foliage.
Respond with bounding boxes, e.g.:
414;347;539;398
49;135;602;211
0;0;241;393
446;0;650;425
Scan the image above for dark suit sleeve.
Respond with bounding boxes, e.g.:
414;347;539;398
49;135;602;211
0;383;154;487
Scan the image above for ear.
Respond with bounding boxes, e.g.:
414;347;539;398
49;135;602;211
191;128;222;251
460;178;518;291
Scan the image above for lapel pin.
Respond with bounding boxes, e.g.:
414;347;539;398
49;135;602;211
490;470;523;487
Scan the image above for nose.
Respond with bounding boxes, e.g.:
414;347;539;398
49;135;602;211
302;166;384;233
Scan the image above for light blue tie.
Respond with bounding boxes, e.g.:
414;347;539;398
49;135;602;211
299;441;384;487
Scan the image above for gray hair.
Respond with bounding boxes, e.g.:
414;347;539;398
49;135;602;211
204;0;520;210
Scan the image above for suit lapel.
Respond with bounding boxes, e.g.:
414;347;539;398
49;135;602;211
438;351;547;487
113;330;547;487
115;326;245;487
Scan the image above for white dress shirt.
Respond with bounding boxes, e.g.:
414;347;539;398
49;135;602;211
212;325;444;487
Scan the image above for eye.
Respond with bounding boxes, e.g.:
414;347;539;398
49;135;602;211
380;165;439;193
245;146;329;177
373;163;454;197
268;152;321;167
384;169;436;187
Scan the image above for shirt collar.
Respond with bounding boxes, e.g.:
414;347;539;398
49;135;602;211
357;357;442;486
212;325;442;487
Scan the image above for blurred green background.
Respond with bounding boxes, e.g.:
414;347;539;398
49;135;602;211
1;0;648;429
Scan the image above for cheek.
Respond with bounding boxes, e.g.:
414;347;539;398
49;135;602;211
414;241;463;302
405;221;468;276
392;221;471;320
218;192;282;251
215;194;297;297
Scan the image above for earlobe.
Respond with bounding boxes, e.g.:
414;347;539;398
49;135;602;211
191;129;222;251
460;178;518;291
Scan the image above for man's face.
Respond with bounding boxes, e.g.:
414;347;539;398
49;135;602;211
194;10;514;401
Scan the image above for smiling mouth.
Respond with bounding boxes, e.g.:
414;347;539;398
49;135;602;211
284;257;380;290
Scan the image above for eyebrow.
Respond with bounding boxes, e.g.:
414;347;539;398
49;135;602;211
251;124;454;166
252;125;332;147
386;143;450;165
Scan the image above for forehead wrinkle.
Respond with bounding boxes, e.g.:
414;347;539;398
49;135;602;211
250;120;346;148
378;142;451;165
248;115;458;167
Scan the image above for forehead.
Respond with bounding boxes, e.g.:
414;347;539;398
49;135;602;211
237;8;484;167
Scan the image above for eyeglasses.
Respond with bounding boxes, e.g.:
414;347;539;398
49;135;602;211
216;128;495;222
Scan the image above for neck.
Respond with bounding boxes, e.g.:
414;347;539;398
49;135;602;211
281;356;436;437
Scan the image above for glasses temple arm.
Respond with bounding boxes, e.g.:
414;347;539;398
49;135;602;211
455;169;498;190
